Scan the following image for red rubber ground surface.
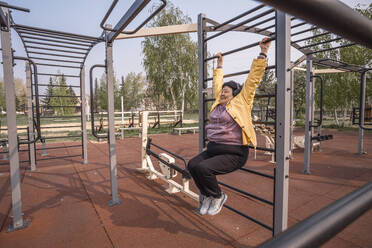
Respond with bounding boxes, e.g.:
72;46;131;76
0;129;371;247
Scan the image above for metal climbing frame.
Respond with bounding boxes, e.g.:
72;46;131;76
197;4;291;235
198;0;372;235
11;15;102;166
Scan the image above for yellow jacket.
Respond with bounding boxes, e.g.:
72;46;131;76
210;58;267;147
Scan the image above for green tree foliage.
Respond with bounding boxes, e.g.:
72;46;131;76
44;75;77;116
142;2;198;112
94;73;122;111
0;78;27;112
120;72;146;111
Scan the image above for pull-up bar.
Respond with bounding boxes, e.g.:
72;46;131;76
101;0;166;43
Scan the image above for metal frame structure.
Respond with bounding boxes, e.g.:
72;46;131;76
197;1;372;236
0;0;168;230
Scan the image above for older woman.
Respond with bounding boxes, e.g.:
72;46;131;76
187;37;271;215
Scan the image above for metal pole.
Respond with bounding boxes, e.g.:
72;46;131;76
81;66;88;164
26;61;36;170
304;56;313;174
1;7;27;231
197;13;207;152
121;96;124;125
289;70;294;157
358;69;367;154
105;24;121;206
274;11;291;235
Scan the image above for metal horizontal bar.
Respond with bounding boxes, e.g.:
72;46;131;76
206;8;275;42
259;182;372;247
35;144;82;151
240;167;275;179
205;65;276;81
224;204;273;231
0;3;30;12
291;21;307;29
299;37;342;50
40;125;81;129
248;145;275;153
219;181;273;205
40;115;81;119
27;46;87;55
205;38;275;61
244;15;275;31
36;154;82;161
18;30;96;44
27;51;85;59
41;135;82;140
37;83;80;88
306;43;355;55
24;40;90;50
35;63;81;69
255;94;276;99
256;23;275;32
33;72;80;78
37;95;81;98
291;26;319;36
214;4;266;30
23;35;93;47
29;56;83;64
14;24;100;41
40;105;78;108
147;149;191;179
150;141;187;167
291;31;330;44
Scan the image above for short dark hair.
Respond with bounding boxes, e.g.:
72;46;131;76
222;80;242;96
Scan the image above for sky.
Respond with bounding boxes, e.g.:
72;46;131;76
1;0;370;94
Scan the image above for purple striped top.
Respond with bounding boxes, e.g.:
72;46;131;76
206;104;242;145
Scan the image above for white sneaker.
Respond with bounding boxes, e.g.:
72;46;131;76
208;193;227;216
198;196;212;215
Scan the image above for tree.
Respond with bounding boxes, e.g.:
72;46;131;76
48;74;77;116
42;77;54;110
142;2;198;114
120;72;146;111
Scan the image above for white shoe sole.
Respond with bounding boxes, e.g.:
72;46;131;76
208;194;227;216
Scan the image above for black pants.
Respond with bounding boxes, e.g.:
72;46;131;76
187;142;249;198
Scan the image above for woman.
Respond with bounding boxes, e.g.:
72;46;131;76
187;37;271;216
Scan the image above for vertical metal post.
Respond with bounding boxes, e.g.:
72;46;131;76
1;7;28;231
304;56;313;174
274;11;290;235
289;70;294;157
121;96;124;125
26;62;36;170
105;25;121;206
358;70;366;154
197;13;207;152
81;66;88;164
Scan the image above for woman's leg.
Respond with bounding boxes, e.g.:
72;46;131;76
187;151;211;196
194;153;246;198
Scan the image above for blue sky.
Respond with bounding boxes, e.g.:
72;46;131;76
2;0;370;93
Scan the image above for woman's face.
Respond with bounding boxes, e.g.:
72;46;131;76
220;86;233;105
